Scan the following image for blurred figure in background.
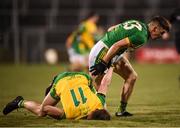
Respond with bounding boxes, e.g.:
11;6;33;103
66;12;103;72
170;8;180;56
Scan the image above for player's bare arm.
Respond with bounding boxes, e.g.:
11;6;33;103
66;35;74;48
90;38;131;76
102;38;131;64
97;67;114;95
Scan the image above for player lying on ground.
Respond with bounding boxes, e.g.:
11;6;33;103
89;16;171;117
3;68;113;120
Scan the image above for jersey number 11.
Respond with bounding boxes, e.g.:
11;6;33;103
70;87;87;107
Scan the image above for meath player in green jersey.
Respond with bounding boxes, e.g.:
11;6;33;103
89;16;171;117
3;69;113;120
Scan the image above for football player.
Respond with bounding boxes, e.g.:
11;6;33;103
66;12;100;72
89;16;171;117
3;68;113;120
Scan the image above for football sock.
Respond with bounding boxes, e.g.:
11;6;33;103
120;101;127;112
18;99;25;108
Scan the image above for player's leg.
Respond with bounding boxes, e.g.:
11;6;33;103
41;81;65;119
67;48;81;71
113;56;138;116
3;93;64;119
81;54;89;73
2;96;46;116
23;93;63;119
38;93;64;119
3;96;24;115
68;48;87;72
24;93;59;117
69;58;83;72
71;54;89;72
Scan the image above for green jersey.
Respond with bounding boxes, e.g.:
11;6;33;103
101;20;149;49
71;23;89;54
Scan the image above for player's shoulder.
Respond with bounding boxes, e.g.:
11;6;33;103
55;72;70;80
76;72;92;85
76;72;91;79
124;19;146;25
61;72;91;79
55;72;87;81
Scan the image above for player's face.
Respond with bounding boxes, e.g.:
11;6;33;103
150;26;166;40
151;27;166;39
93;15;99;23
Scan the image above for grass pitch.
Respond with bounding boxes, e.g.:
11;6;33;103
0;63;180;127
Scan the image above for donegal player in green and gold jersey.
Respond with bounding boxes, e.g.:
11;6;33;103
66;12;101;72
3;68;114;120
89;16;171;117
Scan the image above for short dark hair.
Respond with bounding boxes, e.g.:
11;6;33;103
151;16;171;32
88;109;111;120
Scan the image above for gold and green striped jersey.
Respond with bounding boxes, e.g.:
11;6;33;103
71;20;98;54
50;72;105;120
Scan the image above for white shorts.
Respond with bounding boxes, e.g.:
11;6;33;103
68;48;88;66
89;40;124;70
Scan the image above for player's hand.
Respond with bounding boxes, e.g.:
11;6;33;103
90;60;108;76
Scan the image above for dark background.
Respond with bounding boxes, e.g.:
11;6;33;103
0;0;179;63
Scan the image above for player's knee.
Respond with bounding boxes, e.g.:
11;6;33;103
37;110;46;117
37;107;46;117
132;71;138;80
129;71;138;83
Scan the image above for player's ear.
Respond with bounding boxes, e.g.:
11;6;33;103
87;110;94;120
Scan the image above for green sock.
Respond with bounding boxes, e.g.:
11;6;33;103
120;101;127;112
18;100;24;108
